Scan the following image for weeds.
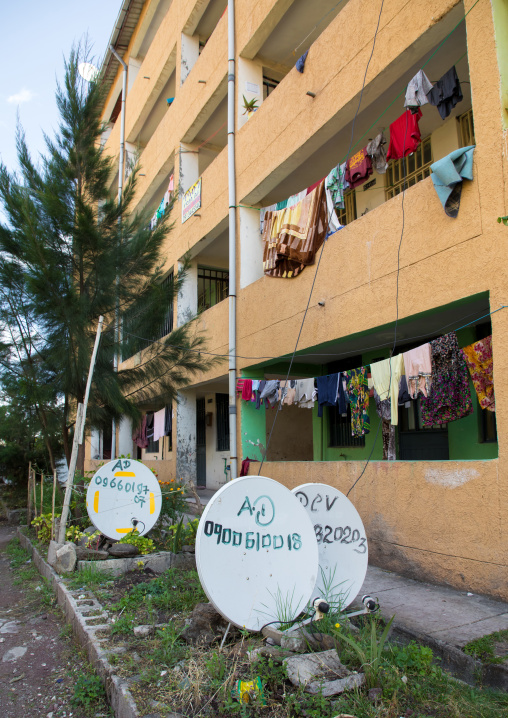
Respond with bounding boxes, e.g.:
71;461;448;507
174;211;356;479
334;614;394;688
464;629;508;664
71;674;105;708
65;563;113;592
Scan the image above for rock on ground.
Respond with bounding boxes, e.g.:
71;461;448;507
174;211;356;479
108;543;140;557
54;543;77;574
284;649;365;696
181;602;229;646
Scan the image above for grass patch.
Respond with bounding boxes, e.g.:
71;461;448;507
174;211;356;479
111;566;206;616
464;629;508;664
65;563;114;592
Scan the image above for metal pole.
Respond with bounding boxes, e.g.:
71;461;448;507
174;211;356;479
51;470;57;541
57;316;104;543
109;45;128;461
227;0;238;480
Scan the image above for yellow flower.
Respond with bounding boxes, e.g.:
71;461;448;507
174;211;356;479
335;623;341;628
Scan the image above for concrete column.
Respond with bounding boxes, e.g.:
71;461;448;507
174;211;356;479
177;259;198;325
128;56;142;93
118;416;134;457
90;429;101;460
176;389;197;483
180;32;200;85
125;141;138;180
237;57;263;130
178;142;200;196
239;205;264;289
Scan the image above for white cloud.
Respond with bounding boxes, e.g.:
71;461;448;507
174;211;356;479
7;88;35;105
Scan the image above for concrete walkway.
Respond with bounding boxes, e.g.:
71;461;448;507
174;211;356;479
358;565;508;649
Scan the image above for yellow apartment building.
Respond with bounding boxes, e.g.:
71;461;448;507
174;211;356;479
87;0;508;599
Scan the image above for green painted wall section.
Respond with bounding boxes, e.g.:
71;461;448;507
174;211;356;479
492;0;508;130
240;368;266;462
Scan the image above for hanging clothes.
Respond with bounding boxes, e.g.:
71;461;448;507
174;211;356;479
295;378;315;408
345;147;373;189
398;374;413;405
366;132;388;174
280;380;297;406
370;354;404;425
296;50;309;73
426;65;463;120
430;145;475;218
262;180;328;279
325;163;347;210
461;335;495;412
256;380;266;409
403;344;432;399
386;109;422;161
241;379;253;401
132;415;149;449
373;390;396;460
153;408;166;442
345;367;370;437
404;69;433;112
324;185;343;237
145;412;155;440
420;332;473;427
260;380;279;407
316;374;340;418
164;405;172;436
236;378;246;395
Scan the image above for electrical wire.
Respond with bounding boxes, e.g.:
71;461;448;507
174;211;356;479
258;0;386;475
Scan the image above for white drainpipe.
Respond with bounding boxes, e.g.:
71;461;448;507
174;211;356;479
227;2;238;480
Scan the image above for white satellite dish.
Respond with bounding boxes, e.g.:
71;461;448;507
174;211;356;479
195;476;319;631
86;459;162;539
292;484;368;609
78;62;99;83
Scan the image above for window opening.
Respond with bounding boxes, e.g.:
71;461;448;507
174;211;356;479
336;190;357;226
326;355;365;447
216;393;230;451
459;108;475;147
198;267;229;311
385;136;432;200
263;75;279;100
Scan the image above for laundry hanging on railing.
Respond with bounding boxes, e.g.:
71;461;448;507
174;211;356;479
430;145;475;218
461;335;495;412
426;65;463;120
150;173;174;230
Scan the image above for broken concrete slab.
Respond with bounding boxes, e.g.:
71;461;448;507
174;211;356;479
281;626;336;653
78;550;174;577
284;649;365;696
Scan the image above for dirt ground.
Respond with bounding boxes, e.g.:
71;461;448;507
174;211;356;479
0;524;110;717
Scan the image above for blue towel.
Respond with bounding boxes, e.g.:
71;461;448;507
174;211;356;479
430;145;475;218
296;50;309;74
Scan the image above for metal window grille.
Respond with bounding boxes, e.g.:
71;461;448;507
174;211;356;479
263;76;280;99
157;272;174;339
198;267;229;311
329;405;366;447
336;189;357;226
145;436;159;453
385;136;432;200
459;108;475;147
216;393;230;451
122;272;173;356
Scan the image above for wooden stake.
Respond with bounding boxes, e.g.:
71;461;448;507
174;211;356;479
40;473;44;515
51;470;57;541
32;470;37;518
27;461;32;526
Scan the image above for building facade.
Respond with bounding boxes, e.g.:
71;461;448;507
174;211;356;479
87;0;508;599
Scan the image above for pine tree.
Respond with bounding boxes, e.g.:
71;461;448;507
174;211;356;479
0;46;218;473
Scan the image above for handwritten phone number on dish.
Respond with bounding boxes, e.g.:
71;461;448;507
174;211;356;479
94;476;150;495
204;521;302;551
314;524;367;553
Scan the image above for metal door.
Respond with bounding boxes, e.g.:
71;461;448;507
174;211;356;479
196;398;206;486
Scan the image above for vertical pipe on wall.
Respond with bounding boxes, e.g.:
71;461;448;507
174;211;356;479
227;1;238;480
109;45;128;460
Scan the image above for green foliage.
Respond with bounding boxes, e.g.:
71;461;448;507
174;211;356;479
118;529;155;555
31;512;58;543
205;651;228;682
153;624;188;667
157;477;188;524
71;674;105;708
242;95;259;114
111;567;206;615
464;629;508;664
65;563;112;591
6;537;31;568
388;640;436;675
334;614;394;688
110;613;135;636
498;215;508;226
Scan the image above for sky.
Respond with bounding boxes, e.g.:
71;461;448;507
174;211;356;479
0;0;122;173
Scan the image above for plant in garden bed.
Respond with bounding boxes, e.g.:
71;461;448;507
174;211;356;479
117;529;155;554
333;614;394;689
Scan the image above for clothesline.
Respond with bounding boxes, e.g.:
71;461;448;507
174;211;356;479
238;331;495;447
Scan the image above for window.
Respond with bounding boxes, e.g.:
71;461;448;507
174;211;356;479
157;272;174;339
385;136;432;200
198;267;229;311
122;272;174;356
216;393;230;451
263;76;279;100
329;405;366;447
459;108;475;147
336;190;357;226
145;436;159;454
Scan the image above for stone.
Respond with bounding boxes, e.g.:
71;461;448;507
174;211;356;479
47;541;64;568
2;647;27;662
181;603;229;646
133;625;154;638
0;621;19;635
54;543;77;574
261;625;283;646
281;626;336;653
171;552;196;570
283;649;365;696
7;509;25;525
108;543;140;558
75;547;109;561
181;545;195;553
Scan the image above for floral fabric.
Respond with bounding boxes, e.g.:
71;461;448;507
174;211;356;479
373;391;396;460
461;335;495;412
345;367;370;437
420;332;473;427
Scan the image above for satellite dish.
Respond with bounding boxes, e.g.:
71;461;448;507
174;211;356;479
195;476;319;631
292;484;368;609
78;62;99;83
86;459;161;539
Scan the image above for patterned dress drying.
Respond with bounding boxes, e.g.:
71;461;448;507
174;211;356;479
420;332;473;427
461;335;495;412
345;367;370;437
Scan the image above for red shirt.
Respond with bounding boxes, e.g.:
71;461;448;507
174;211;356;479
386;108;422;161
345;148;373;188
